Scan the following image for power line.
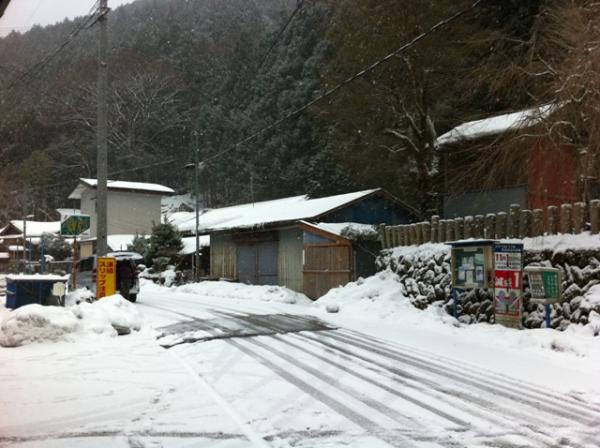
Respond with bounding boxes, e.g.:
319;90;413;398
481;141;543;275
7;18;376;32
257;0;304;69
202;0;485;165
9;158;178;196
8;0;484;198
0;0;100;92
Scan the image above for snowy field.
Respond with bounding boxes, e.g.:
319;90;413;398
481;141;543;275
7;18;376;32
1;278;600;447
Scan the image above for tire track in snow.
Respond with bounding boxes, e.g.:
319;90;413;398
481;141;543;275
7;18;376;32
226;338;424;448
324;331;596;425
292;332;586;448
244;336;433;429
340;328;600;415
266;334;469;427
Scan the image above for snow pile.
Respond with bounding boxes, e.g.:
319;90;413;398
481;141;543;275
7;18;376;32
64;288;95;306
172;281;312;304
0;305;80;347
72;295;142;336
316;270;458;326
0;295;143;347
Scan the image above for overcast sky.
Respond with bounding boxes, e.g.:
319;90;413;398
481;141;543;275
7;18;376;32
1;0;136;36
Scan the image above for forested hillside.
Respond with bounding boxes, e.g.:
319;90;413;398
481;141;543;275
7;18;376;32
0;0;546;220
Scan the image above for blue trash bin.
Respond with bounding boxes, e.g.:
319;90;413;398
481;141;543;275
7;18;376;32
5;275;70;309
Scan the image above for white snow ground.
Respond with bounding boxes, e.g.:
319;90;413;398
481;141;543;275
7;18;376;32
1;278;600;447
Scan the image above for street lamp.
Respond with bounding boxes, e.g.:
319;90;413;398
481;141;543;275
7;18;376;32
185;132;206;282
22;214;33;273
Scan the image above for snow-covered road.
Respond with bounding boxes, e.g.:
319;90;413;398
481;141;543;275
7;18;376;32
2;282;600;448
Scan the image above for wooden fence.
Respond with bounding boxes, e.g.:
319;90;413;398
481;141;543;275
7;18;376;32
380;200;600;249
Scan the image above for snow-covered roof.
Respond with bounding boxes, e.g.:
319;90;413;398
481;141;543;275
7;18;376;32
180;236;211;255
69;178;175;199
9;221;60;237
436;104;556;147
107;234;138;252
169;189;381;234
305;222;379;240
162;194;195;217
56;208;81;219
0;252;9;259
8;245;24;252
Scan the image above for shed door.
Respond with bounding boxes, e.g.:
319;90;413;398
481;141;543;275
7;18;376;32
303;244;351;299
237;241;278;285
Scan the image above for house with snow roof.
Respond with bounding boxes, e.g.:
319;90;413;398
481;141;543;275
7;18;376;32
0;220;61;272
170;188;416;298
68;178;175;258
436;104;578;217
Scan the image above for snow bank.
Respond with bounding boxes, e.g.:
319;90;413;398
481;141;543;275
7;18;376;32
0;305;80;347
0;295;143;347
316;270;458;326
170;280;312;305
502;232;600;254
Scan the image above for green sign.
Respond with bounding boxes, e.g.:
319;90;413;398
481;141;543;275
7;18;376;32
61;214;91;236
524;267;562;304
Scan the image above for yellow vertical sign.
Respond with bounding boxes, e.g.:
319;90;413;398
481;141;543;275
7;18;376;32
97;257;116;299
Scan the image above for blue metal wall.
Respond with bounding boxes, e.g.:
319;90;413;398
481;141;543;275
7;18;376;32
321;194;413;225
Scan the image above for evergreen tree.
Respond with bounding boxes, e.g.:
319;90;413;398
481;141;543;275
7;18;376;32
145;222;183;269
41;233;72;261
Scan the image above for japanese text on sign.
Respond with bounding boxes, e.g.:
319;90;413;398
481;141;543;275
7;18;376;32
96;257;116;299
494;243;524;329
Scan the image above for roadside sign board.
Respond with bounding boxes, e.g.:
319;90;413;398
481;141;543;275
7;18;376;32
524;267;562;304
450;243;494;289
96;257;116;299
61;214;91;237
494;243;524;328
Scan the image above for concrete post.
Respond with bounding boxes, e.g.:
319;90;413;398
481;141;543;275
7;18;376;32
496;212;507;239
446;219;454;242
423;222;432;243
464;216;473;239
560;203;573;234
439;220;446;243
520;210;532;238
484;213;496;239
532;209;544;236
474;215;484;238
454;218;464;240
573;202;585;234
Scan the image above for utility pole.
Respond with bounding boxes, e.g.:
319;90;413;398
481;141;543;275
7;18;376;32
96;0;109;257
194;131;200;282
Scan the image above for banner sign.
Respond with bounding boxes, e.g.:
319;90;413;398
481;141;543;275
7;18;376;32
494;243;524;328
96;257;116;299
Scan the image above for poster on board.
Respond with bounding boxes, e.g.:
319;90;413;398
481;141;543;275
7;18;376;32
493;243;523;328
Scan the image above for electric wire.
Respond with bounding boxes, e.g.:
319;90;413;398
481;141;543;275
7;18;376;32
257;0;304;69
201;0;485;164
7;0;485;197
0;0;100;92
